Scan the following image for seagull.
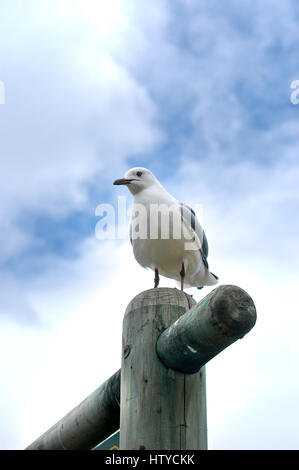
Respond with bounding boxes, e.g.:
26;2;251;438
113;167;218;291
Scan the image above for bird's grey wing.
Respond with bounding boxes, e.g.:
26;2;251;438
179;202;209;267
129;221;133;245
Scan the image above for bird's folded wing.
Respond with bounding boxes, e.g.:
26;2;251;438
129;222;133;245
179;202;209;265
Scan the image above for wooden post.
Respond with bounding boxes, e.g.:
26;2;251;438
157;284;257;374
120;287;207;450
26;370;120;450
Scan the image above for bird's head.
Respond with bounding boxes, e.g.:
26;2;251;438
113;167;157;195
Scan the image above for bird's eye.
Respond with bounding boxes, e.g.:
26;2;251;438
136;171;143;177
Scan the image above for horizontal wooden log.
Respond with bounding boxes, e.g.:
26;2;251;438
156;285;257;374
26;369;120;450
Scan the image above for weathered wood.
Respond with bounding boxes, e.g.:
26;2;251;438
120;287;207;450
26;369;120;450
26;284;257;451
157;285;257;374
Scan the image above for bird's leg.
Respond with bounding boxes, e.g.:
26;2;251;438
154;268;160;288
180;262;185;291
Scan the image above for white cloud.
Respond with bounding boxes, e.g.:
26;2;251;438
0;0;163;265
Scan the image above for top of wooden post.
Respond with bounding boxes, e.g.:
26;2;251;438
124;287;196;316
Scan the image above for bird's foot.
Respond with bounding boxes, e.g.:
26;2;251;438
154;268;159;288
180;262;185;291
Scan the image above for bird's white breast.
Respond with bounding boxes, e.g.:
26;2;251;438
130;190;201;281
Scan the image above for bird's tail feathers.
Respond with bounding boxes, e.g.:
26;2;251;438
204;270;219;286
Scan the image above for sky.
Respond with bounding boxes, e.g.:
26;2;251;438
0;0;298;450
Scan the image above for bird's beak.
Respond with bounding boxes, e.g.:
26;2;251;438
113;178;135;185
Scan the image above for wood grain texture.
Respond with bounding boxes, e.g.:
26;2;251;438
156;284;257;374
120;287;207;450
